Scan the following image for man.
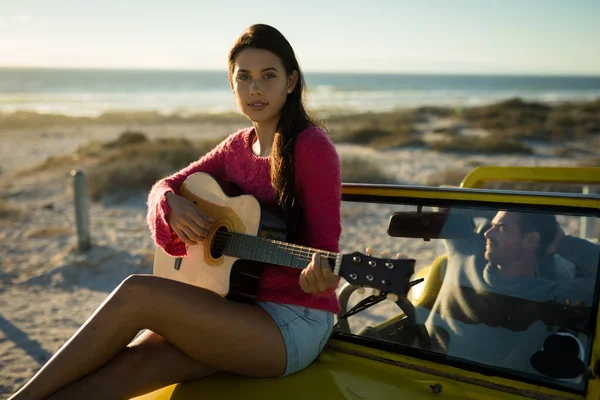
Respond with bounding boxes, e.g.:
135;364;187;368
422;210;599;378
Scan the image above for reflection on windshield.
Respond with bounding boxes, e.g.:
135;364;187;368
336;202;599;392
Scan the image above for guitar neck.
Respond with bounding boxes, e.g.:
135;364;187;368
215;231;341;274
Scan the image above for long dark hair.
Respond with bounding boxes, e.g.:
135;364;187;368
228;24;322;241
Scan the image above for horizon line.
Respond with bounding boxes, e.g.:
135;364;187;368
1;65;600;78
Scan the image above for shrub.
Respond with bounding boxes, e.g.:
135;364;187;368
334;128;395;145
340;152;397;184
460;98;600;142
0;198;20;221
85;137;221;200
370;135;426;149
102;131;149;149
428;135;533;154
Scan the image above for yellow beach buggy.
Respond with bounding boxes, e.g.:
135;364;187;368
136;166;600;400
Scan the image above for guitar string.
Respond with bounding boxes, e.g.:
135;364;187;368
210;232;338;263
195;232;403;289
211;238;334;263
215;241;336;261
209;232;401;272
208;234;402;289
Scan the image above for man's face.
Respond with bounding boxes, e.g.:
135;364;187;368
484;211;529;265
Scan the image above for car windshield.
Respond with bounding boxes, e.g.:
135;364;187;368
334;199;600;392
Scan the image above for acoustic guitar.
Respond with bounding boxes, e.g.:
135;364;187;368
153;172;416;303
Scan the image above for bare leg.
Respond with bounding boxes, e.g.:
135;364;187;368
9;275;287;400
47;330;217;400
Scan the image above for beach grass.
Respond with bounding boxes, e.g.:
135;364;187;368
85;133;223;200
340;152;397;184
460;98;600;142
329;98;600;152
0;110;248;130
5;98;600;200
3;98;599;155
0;198;20;220
428;135;533;154
86;131;398;199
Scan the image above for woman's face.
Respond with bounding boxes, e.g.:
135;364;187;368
230;48;297;126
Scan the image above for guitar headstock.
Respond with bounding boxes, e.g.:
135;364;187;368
339;251;417;298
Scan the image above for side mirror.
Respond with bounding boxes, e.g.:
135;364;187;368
387;211;473;240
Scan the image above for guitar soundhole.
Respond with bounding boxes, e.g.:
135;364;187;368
210;226;229;259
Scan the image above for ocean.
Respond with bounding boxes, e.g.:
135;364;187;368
1;67;600;117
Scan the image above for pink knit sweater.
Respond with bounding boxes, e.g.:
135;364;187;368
146;126;342;314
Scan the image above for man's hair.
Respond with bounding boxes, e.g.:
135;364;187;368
515;212;558;256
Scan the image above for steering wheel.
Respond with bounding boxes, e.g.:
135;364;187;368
336;282;431;348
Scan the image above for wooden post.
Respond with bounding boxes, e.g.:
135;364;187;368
71;169;91;251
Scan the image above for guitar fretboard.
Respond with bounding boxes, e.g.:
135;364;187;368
214;230;339;272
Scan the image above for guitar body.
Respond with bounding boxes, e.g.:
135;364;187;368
153;172;288;303
154;173;418;304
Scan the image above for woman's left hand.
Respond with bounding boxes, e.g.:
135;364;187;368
300;252;338;293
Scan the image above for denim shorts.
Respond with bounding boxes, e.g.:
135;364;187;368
257;301;334;377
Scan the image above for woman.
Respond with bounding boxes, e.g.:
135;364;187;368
9;24;342;400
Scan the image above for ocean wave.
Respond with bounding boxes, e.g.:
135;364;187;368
1;89;599;117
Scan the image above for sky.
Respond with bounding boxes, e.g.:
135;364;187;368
1;0;599;75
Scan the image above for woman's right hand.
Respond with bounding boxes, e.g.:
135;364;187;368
165;192;214;246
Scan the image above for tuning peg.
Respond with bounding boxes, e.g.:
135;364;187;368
365;247;377;256
372;289;381;296
395;252;408;259
356;287;365;295
380;251;392;259
386;293;399;302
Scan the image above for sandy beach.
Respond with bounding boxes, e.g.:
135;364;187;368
1;103;598;398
